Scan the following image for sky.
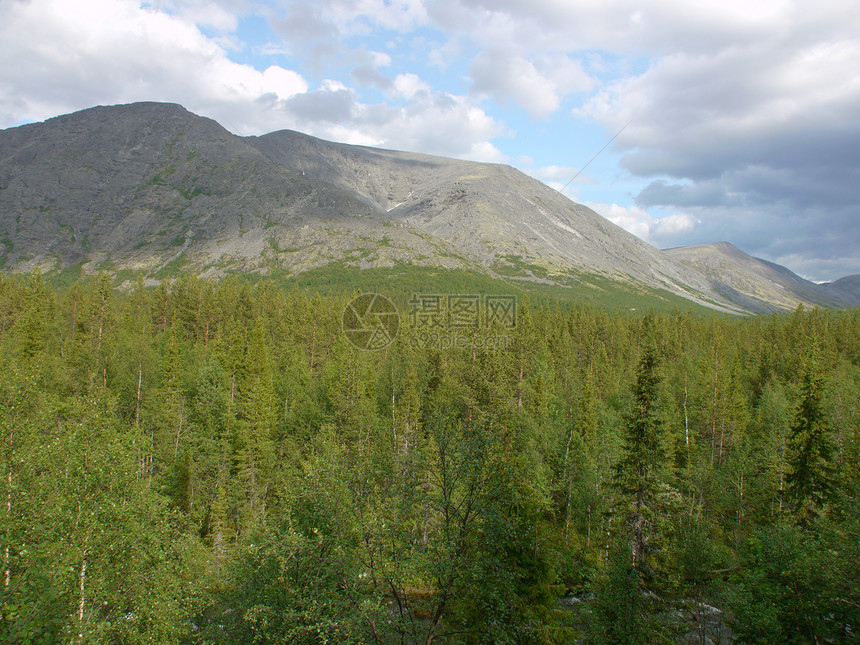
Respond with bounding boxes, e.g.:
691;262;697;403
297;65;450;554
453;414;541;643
1;0;858;281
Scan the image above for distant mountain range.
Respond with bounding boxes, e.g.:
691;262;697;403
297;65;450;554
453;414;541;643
665;242;860;313
0;102;857;313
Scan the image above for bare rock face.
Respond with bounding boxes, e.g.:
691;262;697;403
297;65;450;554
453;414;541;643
246;128;737;309
0;102;853;312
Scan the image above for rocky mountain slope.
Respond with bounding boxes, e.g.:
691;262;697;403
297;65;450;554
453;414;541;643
0;102;855;313
821;275;860;305
247;129;736;306
0;102;462;278
664;242;859;312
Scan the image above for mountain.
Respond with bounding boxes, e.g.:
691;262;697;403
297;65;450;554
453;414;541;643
664;242;859;312
245;129;737;307
0;102;428;277
821;275;860;305
0;102;854;313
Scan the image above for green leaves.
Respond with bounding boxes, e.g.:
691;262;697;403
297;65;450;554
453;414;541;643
1;273;859;642
786;355;834;522
731;523;840;644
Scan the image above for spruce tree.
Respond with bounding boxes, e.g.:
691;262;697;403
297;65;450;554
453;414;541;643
786;355;832;522
613;333;667;579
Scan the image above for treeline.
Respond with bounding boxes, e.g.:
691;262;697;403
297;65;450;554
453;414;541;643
1;271;858;644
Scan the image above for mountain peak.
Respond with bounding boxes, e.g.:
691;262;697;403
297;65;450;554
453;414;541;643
32;101;194;129
1;102;855;313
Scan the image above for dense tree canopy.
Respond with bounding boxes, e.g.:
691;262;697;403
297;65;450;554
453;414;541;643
1;272;858;643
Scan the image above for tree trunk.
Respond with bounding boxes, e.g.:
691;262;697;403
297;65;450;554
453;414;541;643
135;360;142;427
173;399;184;462
684;376;689;447
77;552;87;641
711;348;720;466
4;425;11;588
77;448;90;642
309;318;316;374
562;410;574;543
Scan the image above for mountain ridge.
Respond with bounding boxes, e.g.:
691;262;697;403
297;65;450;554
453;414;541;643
1;102;856;313
820;274;860;304
662;241;859;312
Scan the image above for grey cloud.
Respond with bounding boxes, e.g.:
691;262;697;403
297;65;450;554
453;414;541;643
434;0;790;56
636;164;860;281
579;26;860;281
637;163;860;213
622;121;860;187
644;201;860;282
360;103;398;127
283;89;355;123
271;2;338;42
469;49;560;118
351;65;394;90
637;180;734;209
267;2;342;71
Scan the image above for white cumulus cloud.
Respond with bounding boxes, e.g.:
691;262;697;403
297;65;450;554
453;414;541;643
0;0;307;131
586;202;700;248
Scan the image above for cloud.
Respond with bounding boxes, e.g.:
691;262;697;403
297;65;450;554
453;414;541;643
152;0;244;32
391;73;431;99
529;165;581;182
349;48;399;90
267;0;427;58
586;202;699;247
359;92;509;161
523;165;582;192
351;65;394;89
439;0;800;56
369;50;392;67
319;0;428;33
464;17;593;118
588;198;860;282
0;0;308;130
0;0;506;163
268;1;337;41
470;51;562;118
571;3;860;281
588;202;658;242
283;86;355;123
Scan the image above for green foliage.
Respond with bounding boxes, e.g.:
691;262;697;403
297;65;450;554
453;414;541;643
267;261;719;314
786;355;833;521
587;537;677;645
0;272;857;643
153;253;190;279
730;523;842;644
613;330;672;584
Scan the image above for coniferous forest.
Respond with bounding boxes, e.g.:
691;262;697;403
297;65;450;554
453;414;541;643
1;270;859;644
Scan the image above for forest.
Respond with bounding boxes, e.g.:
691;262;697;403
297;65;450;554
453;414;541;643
1;270;858;644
